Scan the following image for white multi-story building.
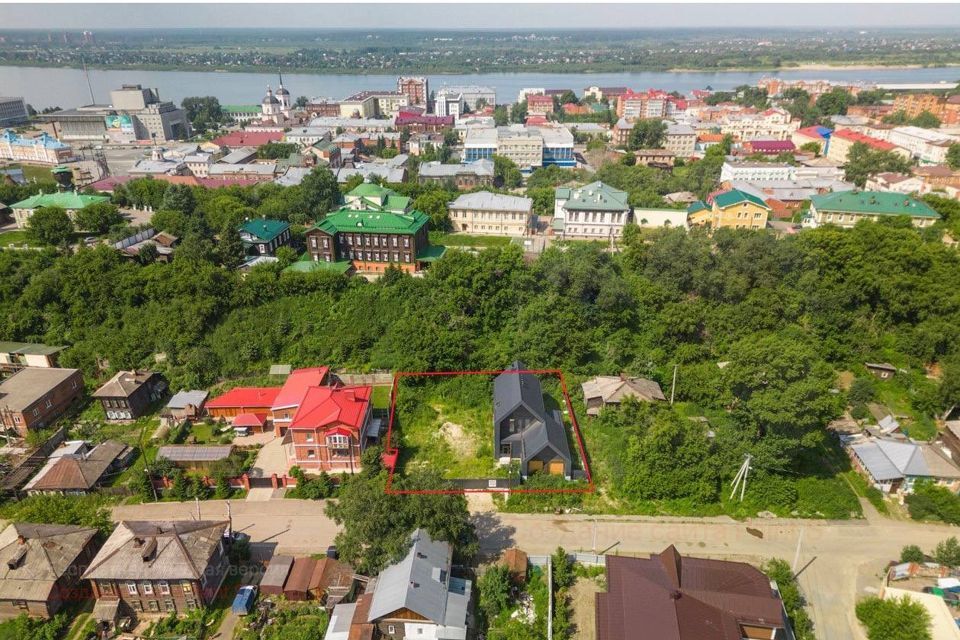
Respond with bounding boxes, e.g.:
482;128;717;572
496;128;543;171
518;88;546;103
720;161;794;183
886;126;959;165
553;181;632;240
435;85;496;111
448;192;533;236
434;93;464;119
0;129;75;165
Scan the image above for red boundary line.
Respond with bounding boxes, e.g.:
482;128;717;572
383;369;595;495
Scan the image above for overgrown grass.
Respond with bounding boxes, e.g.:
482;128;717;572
393;375;505;479
371;384;392;409
429;231;513;248
0;229;36;247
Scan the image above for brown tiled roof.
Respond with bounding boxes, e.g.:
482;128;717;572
92;370;159;398
30;440;129;491
348;593;375;640
595;546;785;640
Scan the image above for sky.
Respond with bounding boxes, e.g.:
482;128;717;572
1;2;960;30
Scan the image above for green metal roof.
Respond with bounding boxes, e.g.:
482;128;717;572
349;183;392;198
810;190;940;219
284;257;353;274
555;181;629;212
239;218;290;243
687;200;710;214
313;207;429;235
416;245;447;262
0;341;64;356
712;189;770;210
11;191;110;210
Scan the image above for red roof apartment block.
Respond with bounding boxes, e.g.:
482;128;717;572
212;131;284;148
831;129;896;151
595;546;787;640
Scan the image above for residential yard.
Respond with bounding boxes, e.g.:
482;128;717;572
234;600;330;640
6;163;56;183
394;376;503;479
429;231;513;248
0;229;36;247
371;384;392;409
570;572;605;640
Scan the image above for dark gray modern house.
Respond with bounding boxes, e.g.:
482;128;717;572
492;361;572;478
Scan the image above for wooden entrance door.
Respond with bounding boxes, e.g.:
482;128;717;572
527;460;544;474
548;460;565;475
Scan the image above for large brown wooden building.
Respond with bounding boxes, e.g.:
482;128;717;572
83;520;230;622
0;367;83;436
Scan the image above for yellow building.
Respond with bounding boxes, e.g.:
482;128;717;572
688;189;770;230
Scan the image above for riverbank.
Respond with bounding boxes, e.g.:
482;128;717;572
6;64;960;110
4;59;960;77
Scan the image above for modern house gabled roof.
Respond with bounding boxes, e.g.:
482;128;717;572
493;361;571;468
206;386;281;410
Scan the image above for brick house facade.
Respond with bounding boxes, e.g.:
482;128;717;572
0;368;83;436
283;386;375;473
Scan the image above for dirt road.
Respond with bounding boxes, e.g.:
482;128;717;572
113;497;955;640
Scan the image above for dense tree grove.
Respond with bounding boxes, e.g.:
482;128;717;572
3;174;960;517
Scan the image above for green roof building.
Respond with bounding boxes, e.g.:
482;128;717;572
303;183;444;275
238;218;292;256
344;182;412;214
806;190;940;229
712;188;770;210
554;181;631;240
10;190;111;229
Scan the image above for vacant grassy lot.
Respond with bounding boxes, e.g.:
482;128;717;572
0;230;35;247
394;375;502;479
429;231;513;248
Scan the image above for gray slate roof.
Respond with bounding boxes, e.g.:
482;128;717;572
0;523;97;602
449;192;531;213
156;445;233;463
165;390;209;410
852;439;960;483
367;529;470;631
493;361;571;469
83;520;228;581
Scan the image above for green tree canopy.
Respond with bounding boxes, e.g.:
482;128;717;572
26;206;74;246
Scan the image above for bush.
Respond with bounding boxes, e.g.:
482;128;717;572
0;494;114;534
907;482;960;524
900;544;925;563
935;537;960;567
856;595;931;640
848;377;877;405
0;613;69;640
287;466;336;500
477;564;512;624
763;559;815;640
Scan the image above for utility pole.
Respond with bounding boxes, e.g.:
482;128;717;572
792;528;804;573
730;454;752;502
546;556;553;640
670;364;678;405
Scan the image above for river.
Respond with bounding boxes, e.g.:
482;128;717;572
1;65;958;109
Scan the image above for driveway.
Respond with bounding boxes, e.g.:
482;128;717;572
248;436;288;479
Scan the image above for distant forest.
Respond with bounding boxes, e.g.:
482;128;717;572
2;28;960;74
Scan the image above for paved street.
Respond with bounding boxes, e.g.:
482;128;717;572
112;497;959;640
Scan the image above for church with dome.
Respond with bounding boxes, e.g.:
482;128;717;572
261;74;293;124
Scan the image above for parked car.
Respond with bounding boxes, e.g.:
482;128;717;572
231;585;258;616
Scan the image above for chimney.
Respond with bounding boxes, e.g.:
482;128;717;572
140;537;157;562
669;590;682;600
17;535;26;545
7;545;27;570
133;537;144;548
344;390;356;402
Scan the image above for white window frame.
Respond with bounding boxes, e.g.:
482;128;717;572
328;434;350;449
142;581;153;595
127;582;138;595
